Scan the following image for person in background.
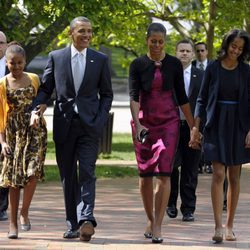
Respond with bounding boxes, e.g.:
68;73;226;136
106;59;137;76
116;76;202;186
31;16;113;242
192;42;213;174
191;29;250;243
193;42;209;71
0;43;47;239
129;23;197;244
0;31;9;222
166;39;203;222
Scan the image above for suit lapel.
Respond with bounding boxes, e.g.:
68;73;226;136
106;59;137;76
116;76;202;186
188;67;197;97
78;48;94;92
63;47;76;94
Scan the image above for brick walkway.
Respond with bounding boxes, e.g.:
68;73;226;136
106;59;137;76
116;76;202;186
0;166;250;250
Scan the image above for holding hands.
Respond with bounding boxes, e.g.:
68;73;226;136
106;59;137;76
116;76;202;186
30;104;47;128
189;127;202;149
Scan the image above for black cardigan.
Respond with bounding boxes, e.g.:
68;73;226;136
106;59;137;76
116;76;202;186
129;54;189;106
195;60;250;131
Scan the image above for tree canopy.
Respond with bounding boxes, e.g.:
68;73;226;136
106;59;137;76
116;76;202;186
0;0;249;64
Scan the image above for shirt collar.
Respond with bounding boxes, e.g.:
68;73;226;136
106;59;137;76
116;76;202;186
197;59;207;66
71;45;87;58
184;64;192;74
0;56;5;63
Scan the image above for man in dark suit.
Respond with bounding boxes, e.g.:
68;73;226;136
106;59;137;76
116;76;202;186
0;30;9;221
192;42;213;174
31;17;113;242
192;42;209;71
166;39;203;221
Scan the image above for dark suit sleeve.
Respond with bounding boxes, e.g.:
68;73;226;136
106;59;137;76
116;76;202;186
173;59;189;106
194;63;211;119
99;55;113;114
32;52;55;108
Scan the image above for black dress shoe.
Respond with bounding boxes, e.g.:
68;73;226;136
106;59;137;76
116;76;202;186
144;232;152;238
0;211;8;221
182;212;194;222
63;229;80;238
198;164;204;174
205;165;213;174
166;205;178;218
152;236;163;243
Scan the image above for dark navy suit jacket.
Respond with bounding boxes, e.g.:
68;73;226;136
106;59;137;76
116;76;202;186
195;60;250;132
33;46;113;143
188;66;204;115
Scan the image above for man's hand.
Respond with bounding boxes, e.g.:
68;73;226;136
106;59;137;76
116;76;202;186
36;104;47;115
30;104;47;128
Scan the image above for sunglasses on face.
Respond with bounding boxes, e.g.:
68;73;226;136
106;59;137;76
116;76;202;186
196;49;205;53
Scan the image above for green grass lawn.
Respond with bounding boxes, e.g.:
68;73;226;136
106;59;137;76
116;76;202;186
44;132;137;181
44;165;138;182
46;132;135;161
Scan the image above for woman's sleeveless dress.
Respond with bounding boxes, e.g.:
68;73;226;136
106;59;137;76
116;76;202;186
0;83;47;187
131;65;180;177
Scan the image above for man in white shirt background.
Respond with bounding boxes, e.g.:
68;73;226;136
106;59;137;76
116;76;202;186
0;31;8;78
166;39;203;222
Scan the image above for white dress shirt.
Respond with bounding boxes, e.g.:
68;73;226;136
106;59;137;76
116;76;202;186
71;45;87;112
196;59;208;70
180;64;191;120
0;56;6;78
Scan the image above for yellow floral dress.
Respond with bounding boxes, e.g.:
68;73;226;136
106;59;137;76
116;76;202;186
0;83;47;188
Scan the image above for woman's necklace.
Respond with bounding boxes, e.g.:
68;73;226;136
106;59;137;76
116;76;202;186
147;52;165;62
147;52;165;67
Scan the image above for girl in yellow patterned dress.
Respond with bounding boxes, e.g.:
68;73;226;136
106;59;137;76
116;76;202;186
0;44;47;239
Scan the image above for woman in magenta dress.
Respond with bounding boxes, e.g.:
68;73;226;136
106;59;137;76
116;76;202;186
129;23;196;243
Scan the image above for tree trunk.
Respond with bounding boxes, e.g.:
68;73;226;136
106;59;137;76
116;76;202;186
206;0;217;60
23;16;69;64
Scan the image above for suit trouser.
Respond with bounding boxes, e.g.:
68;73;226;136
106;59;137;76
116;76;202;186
55;117;99;230
168;121;201;215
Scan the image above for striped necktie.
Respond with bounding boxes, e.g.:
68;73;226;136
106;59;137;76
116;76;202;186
199;62;204;71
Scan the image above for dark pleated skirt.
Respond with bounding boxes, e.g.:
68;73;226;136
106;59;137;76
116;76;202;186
203;102;250;166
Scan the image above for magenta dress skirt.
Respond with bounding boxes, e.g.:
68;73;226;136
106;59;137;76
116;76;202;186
131;69;180;177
